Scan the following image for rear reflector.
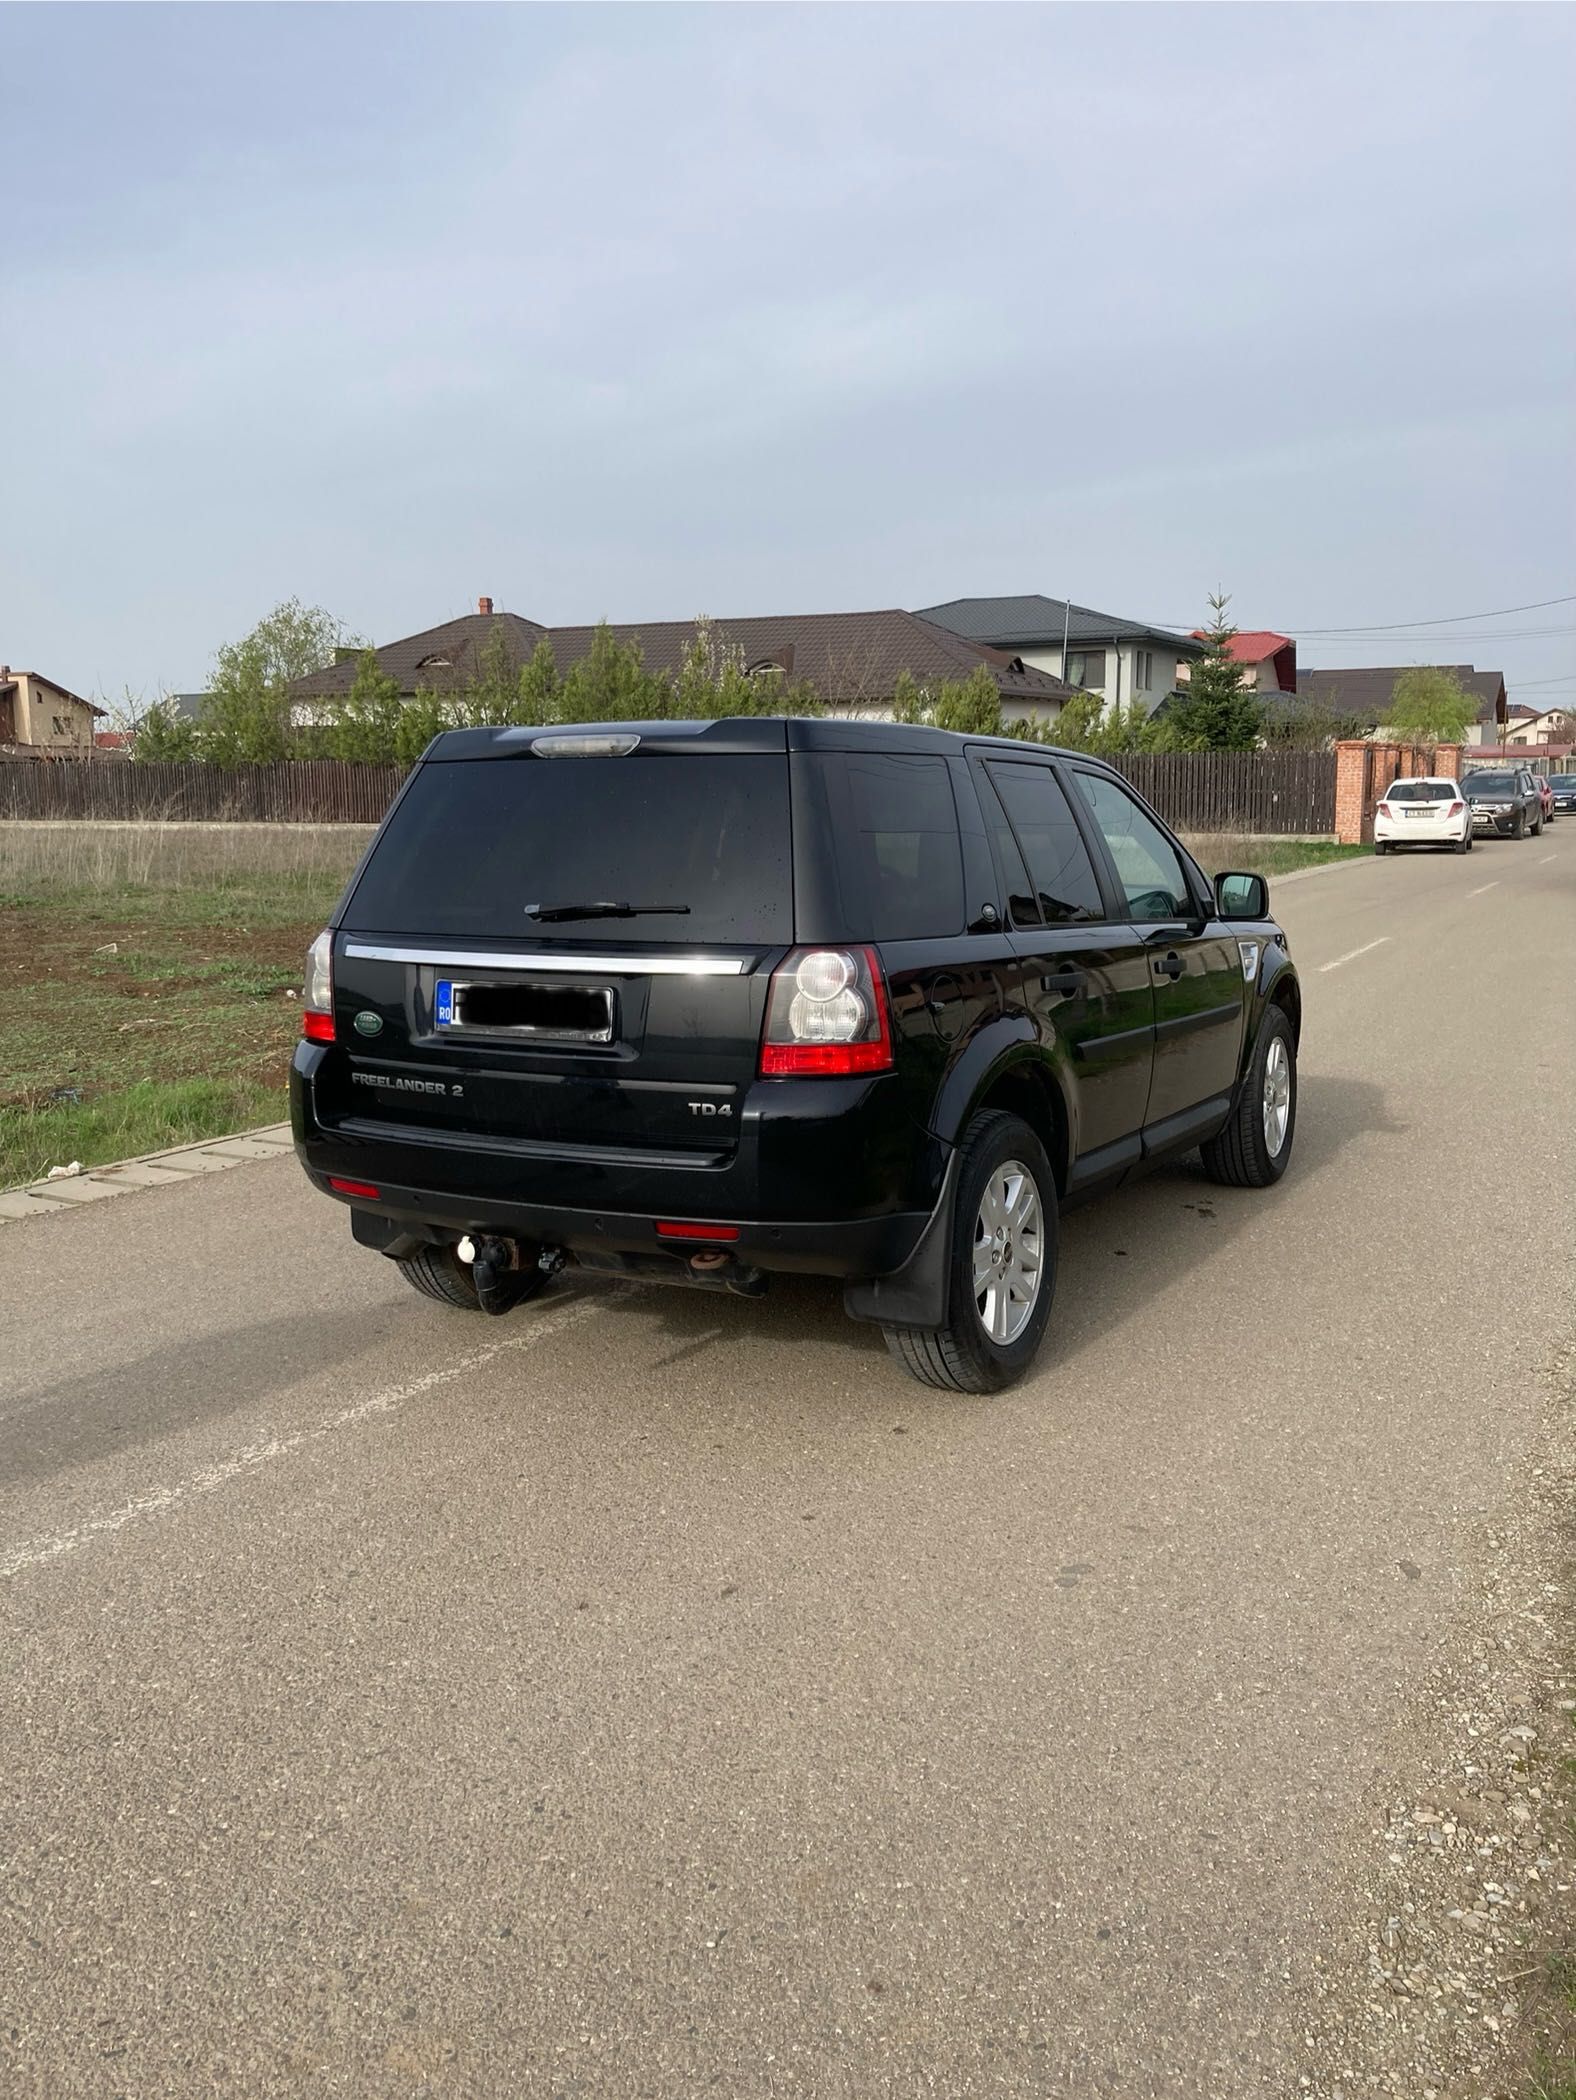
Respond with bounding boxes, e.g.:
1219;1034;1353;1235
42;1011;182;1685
328;1178;381;1199
303;1010;336;1043
655;1220;740;1242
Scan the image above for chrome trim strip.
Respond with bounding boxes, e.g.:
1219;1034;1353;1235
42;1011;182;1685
342;942;750;977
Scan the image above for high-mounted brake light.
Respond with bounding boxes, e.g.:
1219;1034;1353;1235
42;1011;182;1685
302;929;334;1042
531;733;641;758
759;946;894;1077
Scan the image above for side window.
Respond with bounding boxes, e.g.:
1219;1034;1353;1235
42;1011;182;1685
1072;772;1194;921
985;762;1105;926
810;753;964;940
978;773;1041;926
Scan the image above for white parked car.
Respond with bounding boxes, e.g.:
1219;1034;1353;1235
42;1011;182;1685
1373;776;1473;855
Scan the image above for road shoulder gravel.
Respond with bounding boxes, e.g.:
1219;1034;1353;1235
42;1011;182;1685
1296;1333;1576;2099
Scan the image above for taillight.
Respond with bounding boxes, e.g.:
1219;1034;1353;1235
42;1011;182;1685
1377;802;1393;820
760;946;894;1077
1447;800;1464;816
302;930;334;1043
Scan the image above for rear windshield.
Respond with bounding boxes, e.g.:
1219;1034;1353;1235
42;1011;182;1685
342;754;792;943
1386;780;1456;802
1465;773;1517;795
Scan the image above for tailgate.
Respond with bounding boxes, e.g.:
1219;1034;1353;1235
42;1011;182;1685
318;939;773;1159
318;735;794;1161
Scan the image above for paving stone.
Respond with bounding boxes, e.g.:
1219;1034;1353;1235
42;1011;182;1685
87;1160;195;1188
0;1190;70;1221
23;1175;125;1205
190;1138;292;1163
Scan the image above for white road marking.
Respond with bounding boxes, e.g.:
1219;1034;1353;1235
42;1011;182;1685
1467;881;1500;897
1318;937;1390;974
0;1296;601;1581
1537;855;1555;865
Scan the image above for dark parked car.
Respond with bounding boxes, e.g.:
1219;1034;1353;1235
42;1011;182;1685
1549;773;1576;816
292;719;1302;1393
1464;767;1544;839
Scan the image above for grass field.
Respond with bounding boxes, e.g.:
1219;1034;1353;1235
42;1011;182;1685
2;820;1361;1190
1181;835;1366;877
0;826;367;1189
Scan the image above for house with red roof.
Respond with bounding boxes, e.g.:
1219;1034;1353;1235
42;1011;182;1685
1184;629;1297;696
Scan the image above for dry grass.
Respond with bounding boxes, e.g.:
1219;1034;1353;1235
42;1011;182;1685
0;820;372;895
1180;833;1364;878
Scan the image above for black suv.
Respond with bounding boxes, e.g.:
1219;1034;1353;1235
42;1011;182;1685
1464;766;1544;839
292;719;1301;1392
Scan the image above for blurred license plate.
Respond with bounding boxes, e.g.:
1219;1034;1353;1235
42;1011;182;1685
435;978;613;1040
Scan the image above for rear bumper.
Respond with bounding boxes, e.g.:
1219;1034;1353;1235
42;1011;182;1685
291;1046;941;1282
1374;816;1467;843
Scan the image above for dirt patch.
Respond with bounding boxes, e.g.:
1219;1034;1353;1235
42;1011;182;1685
1;903;315;1114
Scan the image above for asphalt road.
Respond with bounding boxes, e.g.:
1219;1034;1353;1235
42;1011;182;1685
3;827;1573;2100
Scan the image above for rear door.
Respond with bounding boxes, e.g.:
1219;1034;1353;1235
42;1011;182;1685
321;732;792;1161
1065;768;1247;1143
972;754;1155;1183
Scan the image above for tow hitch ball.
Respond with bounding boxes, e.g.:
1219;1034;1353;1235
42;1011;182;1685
455;1233;557;1315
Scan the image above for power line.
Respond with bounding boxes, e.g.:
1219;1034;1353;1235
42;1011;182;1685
1149;594;1576;637
1271;593;1576;636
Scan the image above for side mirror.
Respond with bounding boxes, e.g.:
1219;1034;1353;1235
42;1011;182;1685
1215;870;1268;920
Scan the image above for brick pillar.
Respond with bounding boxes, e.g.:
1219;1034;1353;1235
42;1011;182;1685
1434;743;1462;779
1334;740;1369;843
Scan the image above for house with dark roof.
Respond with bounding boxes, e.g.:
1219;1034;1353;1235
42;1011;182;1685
1297;664;1508;745
0;665;106;753
288;597;1077;722
915;594;1205;719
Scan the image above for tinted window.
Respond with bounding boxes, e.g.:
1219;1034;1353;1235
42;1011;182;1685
791;752;963;941
1549;776;1576;789
344;754;792;942
1465;773;1517;795
1387;780;1456;802
1072;772;1193;920
985;762;1104;925
978;773;1040;926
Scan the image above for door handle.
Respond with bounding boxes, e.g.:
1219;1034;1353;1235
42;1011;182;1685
1153;951;1185;981
1039;966;1086;995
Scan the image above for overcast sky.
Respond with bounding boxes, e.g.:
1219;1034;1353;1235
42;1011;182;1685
4;3;1573;706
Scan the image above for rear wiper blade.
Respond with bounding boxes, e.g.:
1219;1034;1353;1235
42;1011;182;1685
524;900;692;923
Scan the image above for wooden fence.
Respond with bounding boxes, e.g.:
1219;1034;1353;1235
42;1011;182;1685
1110;750;1336;835
0;747;1339;836
0;760;406;825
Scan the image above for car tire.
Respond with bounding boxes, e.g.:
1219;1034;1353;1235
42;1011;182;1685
1373;840;1387;856
882;1110;1057;1395
1200;1004;1297;1190
1533;813;1544;836
396;1242;545;1312
1453;834;1469;854
1514;810;1527;840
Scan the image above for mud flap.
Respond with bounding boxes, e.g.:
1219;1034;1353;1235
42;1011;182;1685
841;1149;960;1331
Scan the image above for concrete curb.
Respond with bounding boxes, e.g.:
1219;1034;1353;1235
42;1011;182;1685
0;1123;295;1227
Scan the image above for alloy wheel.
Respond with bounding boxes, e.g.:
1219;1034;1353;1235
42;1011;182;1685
1263;1036;1292;1156
971;1162;1044;1345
